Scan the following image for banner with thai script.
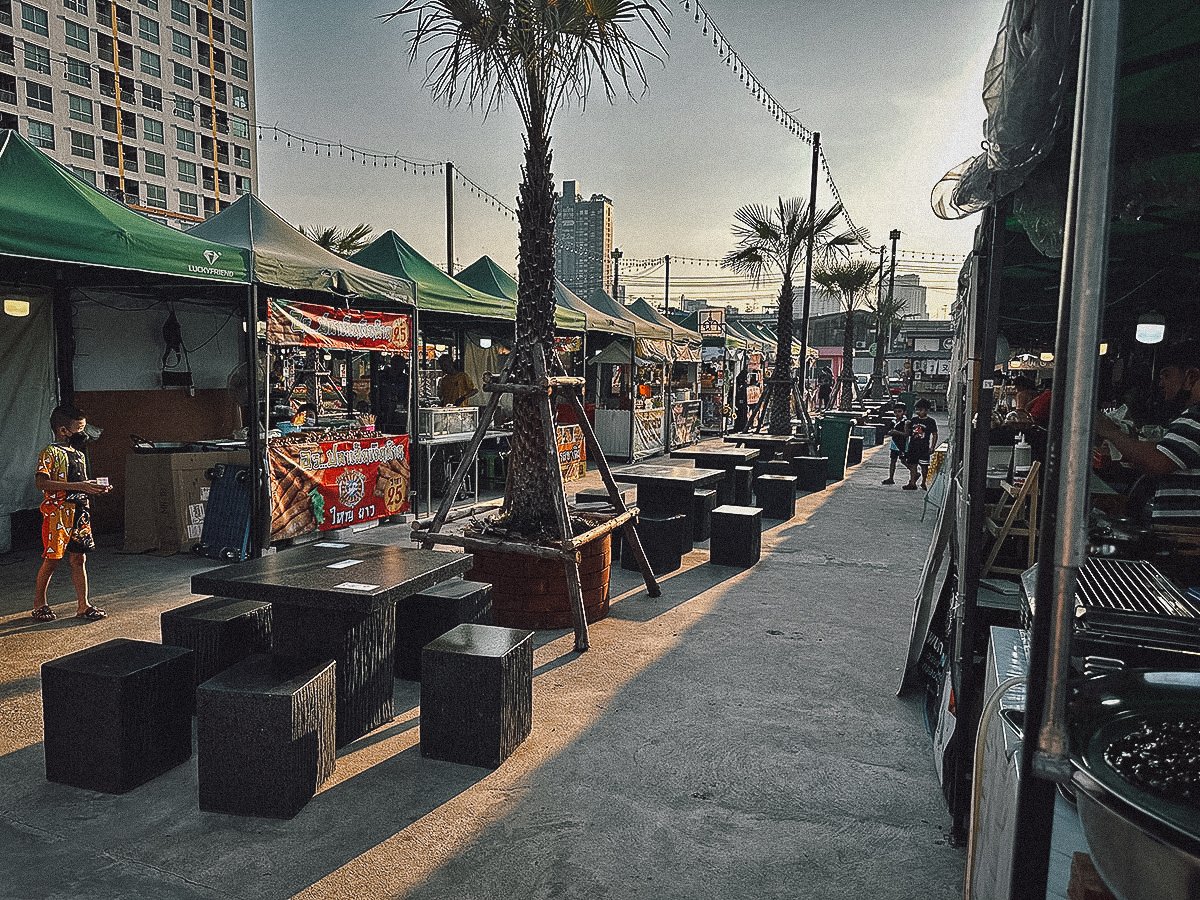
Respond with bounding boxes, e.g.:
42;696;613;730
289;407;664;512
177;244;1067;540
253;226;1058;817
268;433;410;541
557;425;586;482
267;299;413;353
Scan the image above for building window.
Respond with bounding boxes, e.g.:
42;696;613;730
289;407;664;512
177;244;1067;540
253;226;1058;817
0;34;12;66
170;0;187;23
170;28;190;57
121;114;136;138
100;103;116;131
20;2;48;36
172;95;193;120
68;93;93;123
232;144;250;169
64;0;87;13
26;118;53;148
66;57;91;86
64;19;90;50
69;165;96;185
22;42;49;74
228;0;243;18
141;82;163;109
24;80;52;111
234;174;250;196
140;49;160;77
228;22;246;50
70;130;95;159
175;125;195;153
145;183;167;209
138;14;158;42
177;157;196;183
142;115;163;143
230;115;248;139
143;149;165;176
172;61;191;88
230;55;247;81
178;189;198;215
138;0;158;9
0;73;15;104
231;84;247;109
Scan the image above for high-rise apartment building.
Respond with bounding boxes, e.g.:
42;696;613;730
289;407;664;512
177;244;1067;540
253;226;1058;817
0;0;257;226
555;179;612;298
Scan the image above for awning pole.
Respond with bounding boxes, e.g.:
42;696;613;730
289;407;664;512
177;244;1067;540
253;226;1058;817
244;284;263;557
1009;2;1122;897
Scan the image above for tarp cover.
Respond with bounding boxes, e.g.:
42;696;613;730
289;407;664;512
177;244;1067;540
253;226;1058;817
676;310;748;350
0;285;55;515
585;290;672;341
352;234;509;320
627;298;703;357
454;255;590;332
0;130;249;282
189;195;412;304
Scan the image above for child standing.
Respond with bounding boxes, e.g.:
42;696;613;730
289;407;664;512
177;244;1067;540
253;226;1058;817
31;405;110;622
903;399;940;491
882;401;908;485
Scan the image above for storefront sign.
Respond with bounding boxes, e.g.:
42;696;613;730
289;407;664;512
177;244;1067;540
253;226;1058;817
671;401;702;448
268;434;410;541
557;425;586;482
267;299;413;353
633;408;665;459
697;308;726;336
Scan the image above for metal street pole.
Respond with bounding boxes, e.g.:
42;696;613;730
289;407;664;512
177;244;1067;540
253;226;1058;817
663;254;671;312
445;161;455;275
871;243;886;399
611;247;623;302
798;132;821;407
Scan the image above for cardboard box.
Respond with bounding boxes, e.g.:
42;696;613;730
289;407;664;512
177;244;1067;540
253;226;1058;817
123;450;249;554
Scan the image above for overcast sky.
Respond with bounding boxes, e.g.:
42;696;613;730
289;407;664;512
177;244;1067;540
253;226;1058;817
252;0;1008;317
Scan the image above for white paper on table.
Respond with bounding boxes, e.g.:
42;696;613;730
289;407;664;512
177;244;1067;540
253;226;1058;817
326;558;363;569
334;581;378;591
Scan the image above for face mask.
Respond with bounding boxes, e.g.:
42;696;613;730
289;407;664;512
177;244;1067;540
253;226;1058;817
67;432;89;451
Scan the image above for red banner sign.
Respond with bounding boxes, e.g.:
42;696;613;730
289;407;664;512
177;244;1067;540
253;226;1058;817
268;433;410;541
267;299;413;352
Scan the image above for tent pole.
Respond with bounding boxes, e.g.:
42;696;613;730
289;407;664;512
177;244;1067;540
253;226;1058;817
244;284;264;558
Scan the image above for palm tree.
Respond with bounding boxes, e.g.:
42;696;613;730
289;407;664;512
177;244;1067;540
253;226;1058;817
389;1;668;537
814;259;879;410
300;223;375;257
865;284;908;400
722;199;861;434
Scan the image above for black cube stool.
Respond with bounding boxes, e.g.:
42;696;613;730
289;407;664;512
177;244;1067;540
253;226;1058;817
197;655;336;819
792;456;828;493
42;639;194;794
161;596;272;692
575;486;636;509
847;435;864;466
733;465;755;506
755;474;798;521
621;514;685;575
421;624;534;769
692;489;717;542
710;505;762;568
395;578;493;681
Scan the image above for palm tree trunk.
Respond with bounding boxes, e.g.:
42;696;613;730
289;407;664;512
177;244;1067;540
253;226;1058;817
839;309;855;410
505;115;559;537
767;276;794;435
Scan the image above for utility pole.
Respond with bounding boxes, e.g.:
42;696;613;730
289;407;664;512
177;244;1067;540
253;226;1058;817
887;229;901;336
611;247;623;302
445;161;455;275
663;254;671;312
798;131;821;403
870;243;886;399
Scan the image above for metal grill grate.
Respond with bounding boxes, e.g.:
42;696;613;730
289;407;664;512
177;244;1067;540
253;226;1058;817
1077;559;1200;620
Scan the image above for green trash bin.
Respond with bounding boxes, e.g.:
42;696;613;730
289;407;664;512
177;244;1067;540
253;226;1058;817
899;392;917;418
818;415;853;483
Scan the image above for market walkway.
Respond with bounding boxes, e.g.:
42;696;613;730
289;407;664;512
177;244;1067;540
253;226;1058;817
0;439;963;900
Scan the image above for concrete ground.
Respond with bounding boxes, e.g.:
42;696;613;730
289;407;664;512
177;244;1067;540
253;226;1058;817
0;438;962;900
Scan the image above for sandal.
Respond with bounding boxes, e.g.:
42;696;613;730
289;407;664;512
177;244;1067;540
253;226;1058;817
31;606;56;622
75;606;107;621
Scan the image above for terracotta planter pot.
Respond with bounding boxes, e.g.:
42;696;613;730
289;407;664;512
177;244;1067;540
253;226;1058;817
466;532;612;630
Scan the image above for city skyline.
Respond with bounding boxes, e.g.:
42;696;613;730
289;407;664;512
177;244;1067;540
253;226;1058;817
252;1;1006;317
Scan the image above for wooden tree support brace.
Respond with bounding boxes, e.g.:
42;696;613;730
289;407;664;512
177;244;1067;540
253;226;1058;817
410;498;504;533
553;356;661;599
569;508;637;550
418;530;571;562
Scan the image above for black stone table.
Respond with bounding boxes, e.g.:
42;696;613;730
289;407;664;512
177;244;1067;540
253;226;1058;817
192;542;472;747
722;433;804;463
670;447;760;505
612;464;725;539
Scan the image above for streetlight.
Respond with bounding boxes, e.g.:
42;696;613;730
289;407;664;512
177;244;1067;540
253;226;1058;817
611;247;623;302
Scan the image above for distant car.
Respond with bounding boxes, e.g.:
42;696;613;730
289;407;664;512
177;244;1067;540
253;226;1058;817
855;373;869;390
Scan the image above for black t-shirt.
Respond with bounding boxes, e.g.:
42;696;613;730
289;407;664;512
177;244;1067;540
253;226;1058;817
907;416;938;457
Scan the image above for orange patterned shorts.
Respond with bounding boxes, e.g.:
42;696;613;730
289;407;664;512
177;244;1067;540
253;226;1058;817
41;503;95;559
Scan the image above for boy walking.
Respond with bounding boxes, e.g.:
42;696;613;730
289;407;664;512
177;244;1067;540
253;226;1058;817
31;405;110;622
903;399;940;491
882;402;908;485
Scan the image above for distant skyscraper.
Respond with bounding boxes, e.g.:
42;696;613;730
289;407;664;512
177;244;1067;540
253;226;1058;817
555;179;612;298
807;272;929;319
1;0;259;227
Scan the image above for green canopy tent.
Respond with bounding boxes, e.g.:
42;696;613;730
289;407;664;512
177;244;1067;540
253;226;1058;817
0;130;261;547
627;297;703;351
675;310;749;351
454;254;592;333
585;289;672;342
190;195;413;306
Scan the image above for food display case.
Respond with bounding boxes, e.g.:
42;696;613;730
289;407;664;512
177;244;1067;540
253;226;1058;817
418;406;479;438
